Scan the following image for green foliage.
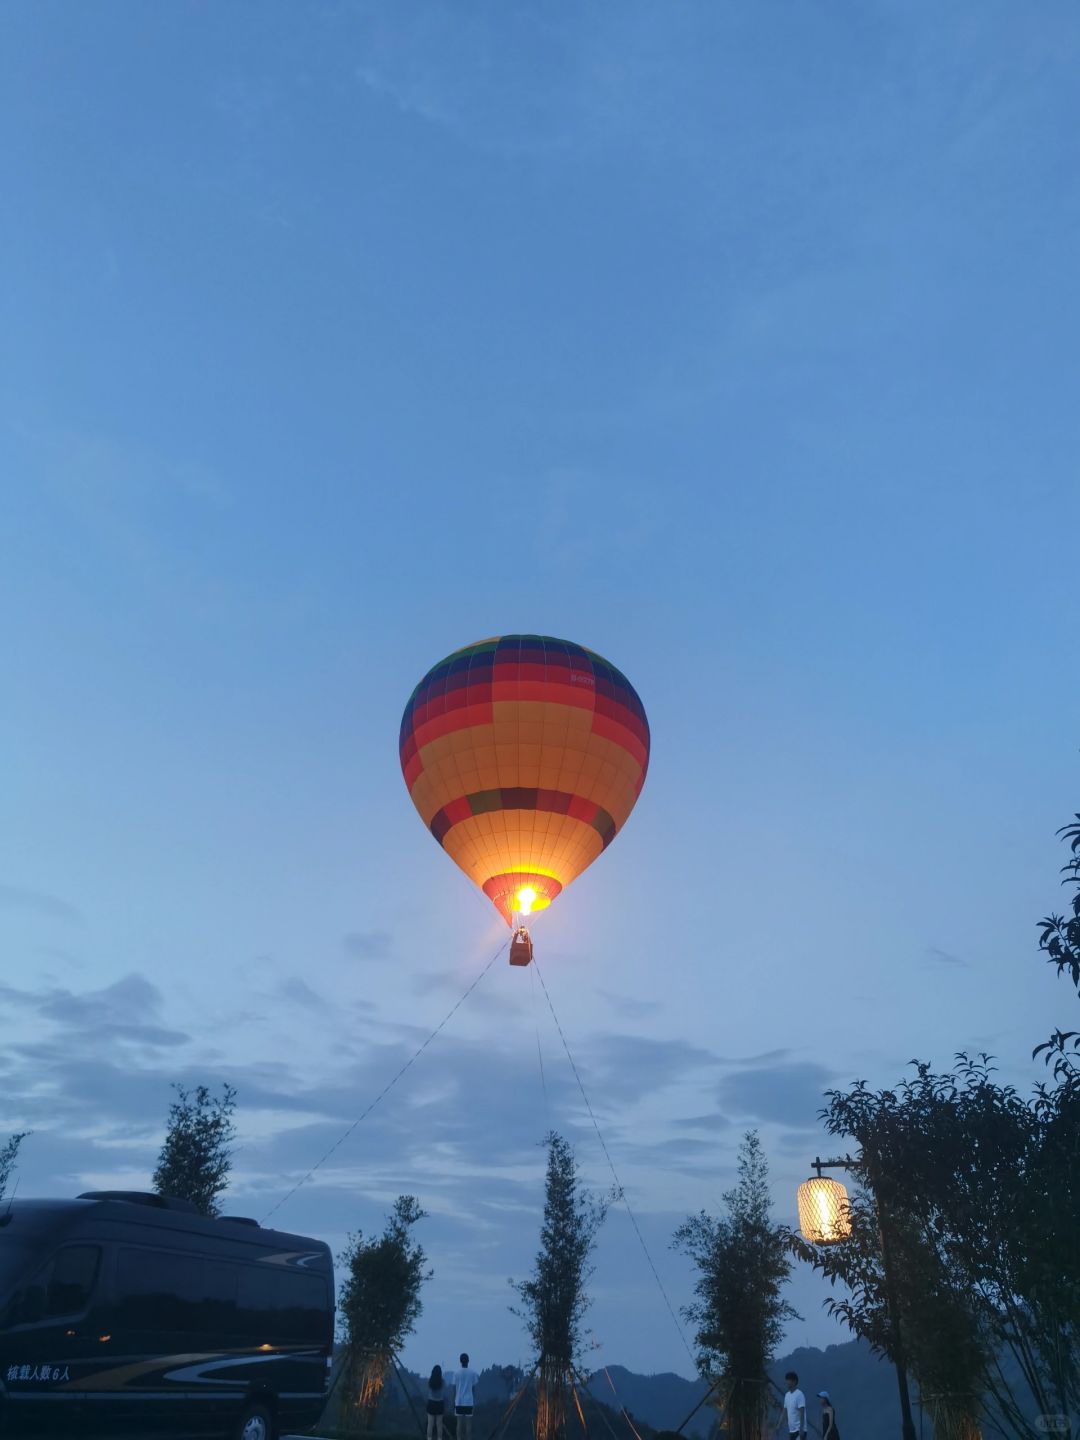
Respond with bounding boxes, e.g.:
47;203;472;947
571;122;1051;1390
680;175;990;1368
793;812;1080;1440
496;1364;527;1400
792;1055;1079;1440
336;1198;431;1436
152;1083;237;1217
337;1195;430;1357
1026;811;1080;1430
1034;816;1080;1087
0;1132;27;1203
673;1131;796;1440
512;1132;609;1373
1037;815;1080;993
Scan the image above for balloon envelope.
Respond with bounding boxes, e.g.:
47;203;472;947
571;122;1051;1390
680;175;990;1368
400;635;650;924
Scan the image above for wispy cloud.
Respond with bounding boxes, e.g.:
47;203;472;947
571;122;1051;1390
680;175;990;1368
715;1061;835;1131
594;989;657;1020
343;929;393;961
0;974;188;1049
923;945;969;969
0;883;82;924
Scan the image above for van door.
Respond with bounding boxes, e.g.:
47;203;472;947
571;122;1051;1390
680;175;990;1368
84;1244;207;1434
0;1243;103;1435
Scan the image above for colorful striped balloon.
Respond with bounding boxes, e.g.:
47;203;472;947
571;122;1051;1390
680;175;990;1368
400;635;650;925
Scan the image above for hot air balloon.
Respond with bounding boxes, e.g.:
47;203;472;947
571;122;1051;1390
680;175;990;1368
399;635;650;964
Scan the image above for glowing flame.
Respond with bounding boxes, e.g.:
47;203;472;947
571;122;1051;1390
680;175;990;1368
517;886;538;916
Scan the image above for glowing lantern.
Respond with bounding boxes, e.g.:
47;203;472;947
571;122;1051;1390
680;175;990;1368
797;1175;851;1243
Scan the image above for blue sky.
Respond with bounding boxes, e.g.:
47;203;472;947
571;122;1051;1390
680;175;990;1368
2;0;1079;1378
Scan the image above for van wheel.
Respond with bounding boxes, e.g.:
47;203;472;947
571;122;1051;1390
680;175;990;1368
235;1400;274;1440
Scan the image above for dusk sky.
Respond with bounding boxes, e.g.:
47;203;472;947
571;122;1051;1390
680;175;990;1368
3;1;1079;1379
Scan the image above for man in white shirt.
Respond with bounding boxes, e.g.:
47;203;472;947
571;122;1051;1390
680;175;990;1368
448;1353;480;1440
779;1371;807;1440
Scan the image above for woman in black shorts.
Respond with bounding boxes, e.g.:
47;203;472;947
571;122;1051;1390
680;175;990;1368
427;1364;446;1440
818;1390;840;1440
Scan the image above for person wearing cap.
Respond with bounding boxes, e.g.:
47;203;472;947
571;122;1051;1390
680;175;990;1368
779;1372;807;1440
818;1390;840;1440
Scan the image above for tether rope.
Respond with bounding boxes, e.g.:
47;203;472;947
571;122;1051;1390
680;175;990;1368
589;1365;645;1440
532;960;697;1370
484;1368;536;1440
261;938;507;1223
530;962;551;1122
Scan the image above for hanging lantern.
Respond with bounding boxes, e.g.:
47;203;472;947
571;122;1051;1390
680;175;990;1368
797;1175;851;1243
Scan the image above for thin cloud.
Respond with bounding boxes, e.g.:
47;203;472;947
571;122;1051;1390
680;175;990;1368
594;989;657;1019
0;883;82;924
676;1113;733;1132
716;1061;836;1131
923;945;969;968
715;1048;792;1067
343;930;393;961
278;977;329;1010
0;974;188;1048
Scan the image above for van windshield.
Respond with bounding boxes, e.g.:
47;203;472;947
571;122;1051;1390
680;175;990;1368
0;1238;33;1297
0;1242;102;1328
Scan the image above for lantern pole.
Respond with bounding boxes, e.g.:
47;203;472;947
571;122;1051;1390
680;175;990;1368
804;1156;918;1440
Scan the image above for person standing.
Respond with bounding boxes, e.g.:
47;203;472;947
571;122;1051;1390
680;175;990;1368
426;1364;446;1440
818;1390;840;1440
448;1352;480;1440
779;1372;807;1440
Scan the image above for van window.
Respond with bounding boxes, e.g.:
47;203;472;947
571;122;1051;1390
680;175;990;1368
4;1245;101;1325
46;1246;101;1317
200;1257;240;1325
237;1266;328;1342
113;1248;327;1340
0;1241;33;1300
116;1248;203;1330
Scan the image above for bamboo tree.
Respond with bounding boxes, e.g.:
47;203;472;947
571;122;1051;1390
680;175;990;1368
674;1131;796;1440
152;1083;237;1217
338;1196;430;1435
0;1132;27;1203
513;1132;609;1440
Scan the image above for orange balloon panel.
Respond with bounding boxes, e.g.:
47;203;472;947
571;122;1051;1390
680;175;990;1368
400;635;650;923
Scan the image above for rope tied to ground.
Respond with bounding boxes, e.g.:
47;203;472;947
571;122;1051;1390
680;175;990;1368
532;959;697;1371
261;938;507;1224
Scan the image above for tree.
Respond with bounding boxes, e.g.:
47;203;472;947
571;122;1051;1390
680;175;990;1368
794;1067;998;1440
513;1132;610;1440
0;1132;27;1203
674;1131;797;1440
792;1055;1080;1440
152;1083;237;1217
792;808;1080;1440
1035;813;1080;1091
1029;811;1080;1431
1037;814;1080;994
337;1195;430;1434
496;1365;527;1401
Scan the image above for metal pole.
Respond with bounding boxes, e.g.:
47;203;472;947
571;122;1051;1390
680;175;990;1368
809;1157;917;1440
874;1208;918;1440
858;1149;917;1440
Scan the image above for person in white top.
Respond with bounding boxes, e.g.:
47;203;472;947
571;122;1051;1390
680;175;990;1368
779;1372;807;1440
447;1353;480;1440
